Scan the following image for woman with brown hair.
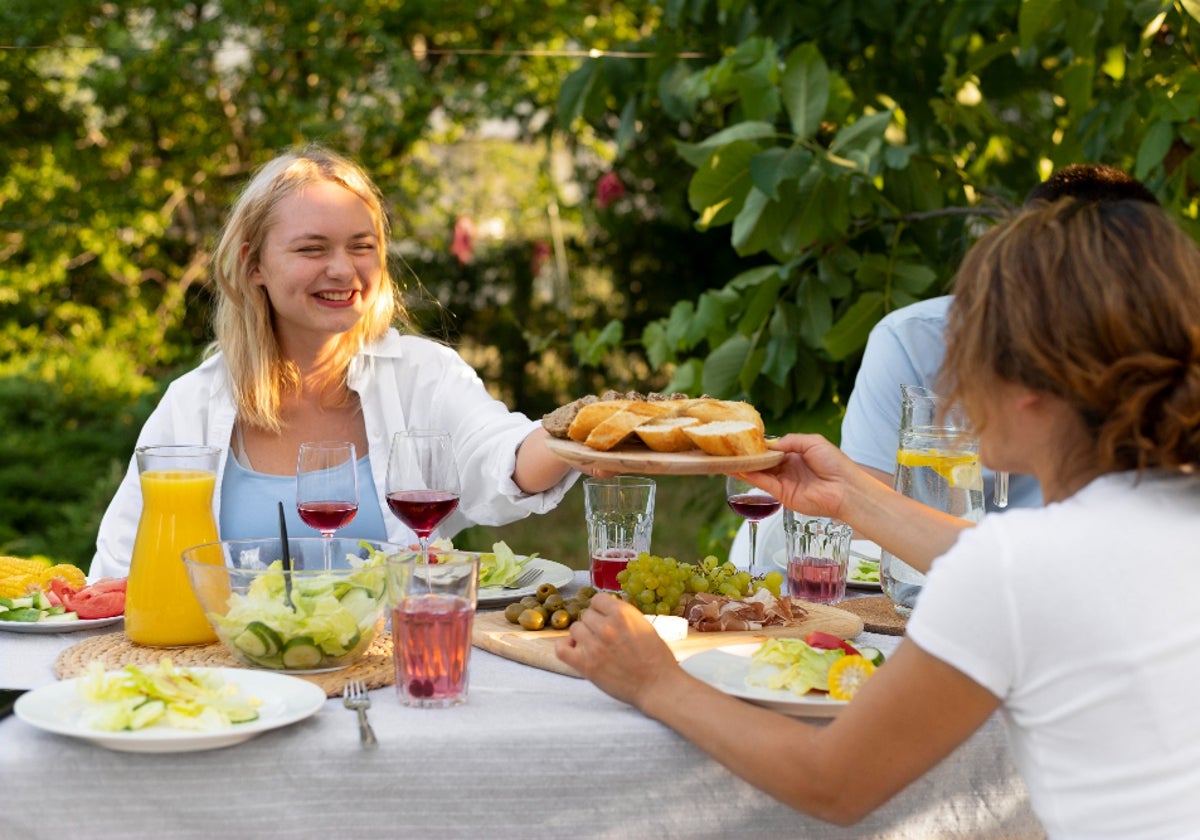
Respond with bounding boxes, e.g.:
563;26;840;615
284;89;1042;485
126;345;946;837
92;145;576;577
558;197;1200;838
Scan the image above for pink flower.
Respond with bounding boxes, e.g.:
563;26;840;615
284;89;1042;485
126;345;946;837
531;241;551;275
450;216;477;265
595;172;626;209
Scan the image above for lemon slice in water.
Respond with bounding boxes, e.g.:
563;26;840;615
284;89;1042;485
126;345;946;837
896;449;981;488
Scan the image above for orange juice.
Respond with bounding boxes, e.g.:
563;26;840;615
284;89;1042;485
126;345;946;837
125;467;220;646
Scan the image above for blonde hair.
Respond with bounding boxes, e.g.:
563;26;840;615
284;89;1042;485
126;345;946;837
942;198;1200;473
210;145;409;431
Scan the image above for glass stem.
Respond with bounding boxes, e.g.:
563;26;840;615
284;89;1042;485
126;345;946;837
322;533;332;571
748;520;759;576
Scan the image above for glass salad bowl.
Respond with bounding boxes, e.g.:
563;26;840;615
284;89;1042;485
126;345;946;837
183;538;403;673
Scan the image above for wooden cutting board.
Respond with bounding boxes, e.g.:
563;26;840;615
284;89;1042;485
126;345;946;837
543;436;784;476
472;601;864;678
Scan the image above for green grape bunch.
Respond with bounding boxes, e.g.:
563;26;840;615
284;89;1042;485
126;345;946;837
617;553;784;616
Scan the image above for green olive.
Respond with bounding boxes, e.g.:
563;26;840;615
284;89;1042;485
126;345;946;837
519;596;541;609
518;609;546;631
536;582;559;602
504;602;526;624
543;593;565;612
577;586;598;599
549;608;571;630
564;601;583;621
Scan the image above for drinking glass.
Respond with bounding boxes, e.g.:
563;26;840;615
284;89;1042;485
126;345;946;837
725;476;781;576
296;441;359;569
387;550;478;708
385;431;461;562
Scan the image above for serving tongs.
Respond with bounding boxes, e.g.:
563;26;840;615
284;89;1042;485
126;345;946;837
277;501;295;610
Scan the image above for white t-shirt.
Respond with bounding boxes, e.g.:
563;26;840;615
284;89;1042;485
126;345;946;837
90;330;578;580
906;470;1200;839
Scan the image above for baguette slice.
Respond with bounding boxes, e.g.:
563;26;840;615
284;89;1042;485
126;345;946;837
633;417;700;452
584;409;656;451
568;398;680;443
682;398;765;432
682;421;768;456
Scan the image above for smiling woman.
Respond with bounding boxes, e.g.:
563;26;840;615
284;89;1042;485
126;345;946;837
89;145;581;582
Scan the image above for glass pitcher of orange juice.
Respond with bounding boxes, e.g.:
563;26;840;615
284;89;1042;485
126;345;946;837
125;445;222;646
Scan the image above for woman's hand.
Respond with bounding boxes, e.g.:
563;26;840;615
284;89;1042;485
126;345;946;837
740;433;871;520
555;593;680;710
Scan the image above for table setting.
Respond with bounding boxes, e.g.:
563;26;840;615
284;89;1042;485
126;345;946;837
0;420;1041;839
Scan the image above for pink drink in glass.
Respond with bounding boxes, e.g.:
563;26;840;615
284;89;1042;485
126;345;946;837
392;594;473;707
788;557;847;605
591;548;636;591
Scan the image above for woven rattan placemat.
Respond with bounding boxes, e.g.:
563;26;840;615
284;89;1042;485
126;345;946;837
54;631;395;697
835;596;908;636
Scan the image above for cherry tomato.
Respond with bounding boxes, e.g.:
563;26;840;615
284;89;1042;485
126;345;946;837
805;630;860;656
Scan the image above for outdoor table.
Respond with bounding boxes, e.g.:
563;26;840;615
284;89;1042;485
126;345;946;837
1;573;1042;839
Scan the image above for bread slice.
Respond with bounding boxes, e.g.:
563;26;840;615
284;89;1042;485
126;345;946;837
682;398;765;432
682;421;768;456
584;409;656;451
568;400;632;442
633;417;700;452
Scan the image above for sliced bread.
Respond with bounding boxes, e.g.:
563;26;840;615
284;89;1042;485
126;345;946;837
682;420;768;456
633;417;701;452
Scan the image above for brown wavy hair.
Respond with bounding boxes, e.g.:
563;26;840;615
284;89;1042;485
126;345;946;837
210;145;410;432
942;198;1200;474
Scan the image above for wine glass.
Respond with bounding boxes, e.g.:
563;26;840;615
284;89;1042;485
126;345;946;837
296;441;359;569
725;475;781;577
385;430;461;563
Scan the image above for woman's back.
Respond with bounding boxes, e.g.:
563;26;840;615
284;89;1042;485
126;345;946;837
908;469;1200;838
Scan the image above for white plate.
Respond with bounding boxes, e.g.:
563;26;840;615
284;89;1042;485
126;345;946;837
0;616;124;634
847;540;881;590
477;557;575;606
14;667;326;753
680;642;848;718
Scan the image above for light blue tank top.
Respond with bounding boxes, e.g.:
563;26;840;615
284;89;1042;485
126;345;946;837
219;453;387;542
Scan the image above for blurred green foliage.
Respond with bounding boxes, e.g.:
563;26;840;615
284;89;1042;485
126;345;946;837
3;1;1199;570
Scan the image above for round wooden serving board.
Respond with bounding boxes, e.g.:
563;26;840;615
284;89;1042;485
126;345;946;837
544;436;784;476
472;600;864;678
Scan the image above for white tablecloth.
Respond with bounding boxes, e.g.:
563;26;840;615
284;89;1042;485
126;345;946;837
0;576;1043;840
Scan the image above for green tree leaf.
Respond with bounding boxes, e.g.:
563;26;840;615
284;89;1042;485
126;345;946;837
821;292;885;360
702;333;753;397
688;140;759;230
780;42;830;140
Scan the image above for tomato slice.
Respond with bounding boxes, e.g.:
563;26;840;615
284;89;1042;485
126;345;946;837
805;630;860;656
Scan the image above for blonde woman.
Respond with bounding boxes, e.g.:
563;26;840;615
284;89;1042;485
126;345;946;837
559;197;1200;838
92;146;576;578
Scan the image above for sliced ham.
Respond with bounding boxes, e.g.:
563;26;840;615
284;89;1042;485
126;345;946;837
682;589;806;632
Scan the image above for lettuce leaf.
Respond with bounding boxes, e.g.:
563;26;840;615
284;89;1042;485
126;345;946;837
477;541;534;588
747;638;846;696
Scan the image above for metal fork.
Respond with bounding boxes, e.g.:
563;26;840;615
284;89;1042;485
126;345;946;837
503;566;542;590
342;679;377;749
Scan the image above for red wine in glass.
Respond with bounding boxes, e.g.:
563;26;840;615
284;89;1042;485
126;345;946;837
297;501;359;533
725;476;780;576
727;493;782;521
386;490;460;539
296;441;359;568
386;431;462;561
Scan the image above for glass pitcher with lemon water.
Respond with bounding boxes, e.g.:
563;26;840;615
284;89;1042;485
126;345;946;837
125;445;222;646
880;386;985;616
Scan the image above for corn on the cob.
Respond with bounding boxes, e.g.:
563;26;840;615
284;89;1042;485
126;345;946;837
40;563;87;591
0;574;39;598
0;556;50;578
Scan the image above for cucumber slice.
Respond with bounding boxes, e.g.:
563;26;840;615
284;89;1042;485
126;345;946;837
281;637;323;669
0;607;41;622
39;611;79;623
858;646;885;667
233;621;283;660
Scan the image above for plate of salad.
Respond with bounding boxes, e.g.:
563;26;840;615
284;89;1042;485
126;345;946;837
14;661;326;753
847;540;881;589
476;543;575;606
680;635;884;718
